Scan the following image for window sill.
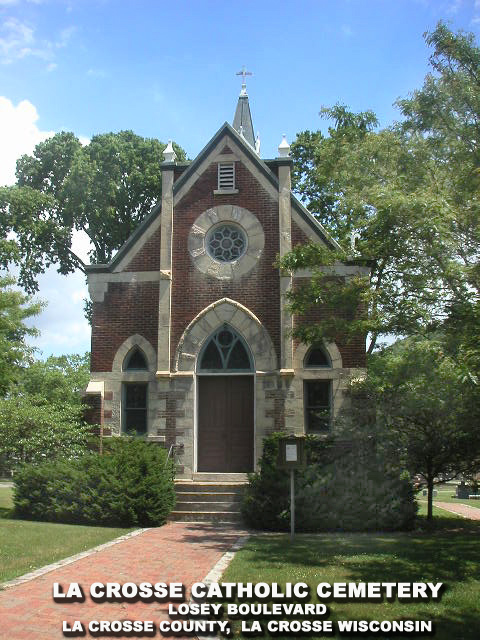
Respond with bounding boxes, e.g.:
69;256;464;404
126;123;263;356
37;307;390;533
213;189;239;195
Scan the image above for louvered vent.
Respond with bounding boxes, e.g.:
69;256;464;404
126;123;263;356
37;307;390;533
218;162;235;190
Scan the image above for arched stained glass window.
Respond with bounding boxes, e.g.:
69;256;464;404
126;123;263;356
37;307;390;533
304;345;331;368
123;348;148;371
198;325;253;372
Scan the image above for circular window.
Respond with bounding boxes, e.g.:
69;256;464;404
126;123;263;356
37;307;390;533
206;224;247;262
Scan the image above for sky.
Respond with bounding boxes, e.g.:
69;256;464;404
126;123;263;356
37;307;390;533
1;0;480;358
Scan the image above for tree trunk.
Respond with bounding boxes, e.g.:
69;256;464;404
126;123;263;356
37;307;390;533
427;477;434;520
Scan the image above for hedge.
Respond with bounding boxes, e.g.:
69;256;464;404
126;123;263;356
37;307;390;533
242;433;417;532
13;438;175;527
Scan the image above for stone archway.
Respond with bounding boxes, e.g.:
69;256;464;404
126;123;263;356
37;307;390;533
174;299;277;473
174;298;277;373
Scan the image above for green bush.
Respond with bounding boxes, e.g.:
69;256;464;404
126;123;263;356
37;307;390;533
13;438;176;527
242;433;417;532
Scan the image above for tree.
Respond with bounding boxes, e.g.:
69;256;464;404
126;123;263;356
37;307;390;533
396;22;480;327
286;23;480;351
0;131;187;293
346;335;480;519
0;353;91;469
0;275;41;396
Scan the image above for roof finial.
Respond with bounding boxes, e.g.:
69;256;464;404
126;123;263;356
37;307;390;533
163;140;176;163
278;134;290;157
236;65;252;96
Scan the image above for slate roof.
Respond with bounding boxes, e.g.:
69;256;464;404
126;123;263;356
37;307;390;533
232;92;255;148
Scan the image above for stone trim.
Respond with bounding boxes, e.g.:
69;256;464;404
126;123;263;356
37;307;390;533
85;380;105;396
112;334;157;373
174;298;277;373
88;271;162;302
188;205;265;281
293;340;342;370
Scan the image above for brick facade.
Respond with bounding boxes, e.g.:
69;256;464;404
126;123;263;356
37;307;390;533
91;282;159;372
294;277;367;369
85;122;369;477
124;227;161;272
171;162;281;369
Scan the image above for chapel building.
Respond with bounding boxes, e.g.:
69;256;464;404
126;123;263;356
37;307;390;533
85;79;368;478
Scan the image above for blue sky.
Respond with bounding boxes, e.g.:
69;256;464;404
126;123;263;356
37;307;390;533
1;0;480;358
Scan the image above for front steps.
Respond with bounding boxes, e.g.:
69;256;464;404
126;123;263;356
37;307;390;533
169;475;248;524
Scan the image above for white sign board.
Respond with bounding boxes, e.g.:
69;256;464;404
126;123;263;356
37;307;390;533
285;444;297;462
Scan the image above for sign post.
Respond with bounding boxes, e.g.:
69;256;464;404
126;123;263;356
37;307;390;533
277;434;306;542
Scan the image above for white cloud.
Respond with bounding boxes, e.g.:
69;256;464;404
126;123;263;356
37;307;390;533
27;267;91;357
72;229;93;264
0;17;34;63
0;96;54;185
87;68;107;78
0;14;75;67
1;96;93;356
473;0;480;24
341;24;353;38
445;0;463;15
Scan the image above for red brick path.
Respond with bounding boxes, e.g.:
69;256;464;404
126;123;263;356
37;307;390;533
434;501;480;520
0;523;248;639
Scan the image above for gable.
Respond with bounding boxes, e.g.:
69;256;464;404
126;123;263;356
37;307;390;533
85;122;339;276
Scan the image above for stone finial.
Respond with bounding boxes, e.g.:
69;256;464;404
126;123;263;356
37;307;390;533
350;229;361;255
255;132;261;156
163;140;177;163
278;134;290;157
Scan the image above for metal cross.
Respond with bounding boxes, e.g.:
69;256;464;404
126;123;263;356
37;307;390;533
236;66;252;84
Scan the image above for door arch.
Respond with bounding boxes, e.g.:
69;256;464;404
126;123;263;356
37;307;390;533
197;325;254;472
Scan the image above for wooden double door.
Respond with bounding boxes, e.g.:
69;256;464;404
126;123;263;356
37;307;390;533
198;375;254;472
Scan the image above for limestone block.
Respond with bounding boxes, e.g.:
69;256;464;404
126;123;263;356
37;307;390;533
216;204;233;219
215;302;236;322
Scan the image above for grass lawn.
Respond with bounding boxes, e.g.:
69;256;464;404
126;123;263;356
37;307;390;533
416;501;464;518
416;483;480;507
221;517;480;639
0;487;135;584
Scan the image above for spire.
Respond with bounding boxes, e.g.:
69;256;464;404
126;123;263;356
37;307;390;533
233;66;255;149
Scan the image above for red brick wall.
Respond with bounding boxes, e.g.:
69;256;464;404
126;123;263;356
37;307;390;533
293;277;366;368
171;161;281;368
91;282;159;372
83;393;103;425
124;226;161;272
291;220;311;247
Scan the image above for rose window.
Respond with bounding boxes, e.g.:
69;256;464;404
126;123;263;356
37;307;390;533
206;224;246;262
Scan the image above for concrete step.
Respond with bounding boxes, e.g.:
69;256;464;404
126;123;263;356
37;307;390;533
172;478;247;524
175;482;246;494
192;472;249;483
174;501;241;513
176;491;242;503
168;511;243;523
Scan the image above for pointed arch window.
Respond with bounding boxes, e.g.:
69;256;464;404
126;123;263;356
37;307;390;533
123;348;148;371
198;325;253;372
304;345;331;368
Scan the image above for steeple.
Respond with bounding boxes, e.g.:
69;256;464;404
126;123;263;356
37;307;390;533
233;66;255;149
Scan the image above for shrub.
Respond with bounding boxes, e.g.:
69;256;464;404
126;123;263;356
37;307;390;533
13;438;175;527
242;433;416;532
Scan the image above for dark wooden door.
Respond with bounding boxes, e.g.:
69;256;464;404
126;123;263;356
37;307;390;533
198;376;254;472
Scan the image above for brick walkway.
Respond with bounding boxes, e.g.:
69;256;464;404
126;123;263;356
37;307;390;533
434;501;480;520
0;522;249;639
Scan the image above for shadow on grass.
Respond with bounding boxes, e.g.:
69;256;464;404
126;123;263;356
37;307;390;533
243;517;480;584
